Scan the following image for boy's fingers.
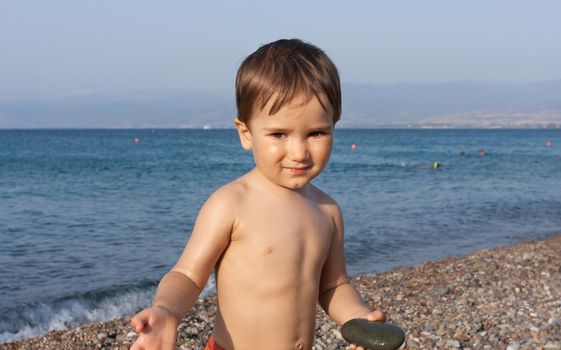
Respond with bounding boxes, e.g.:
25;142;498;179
367;310;386;322
129;318;140;332
350;346;365;350
130;314;146;333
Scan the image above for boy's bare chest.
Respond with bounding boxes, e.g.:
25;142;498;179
233;199;333;262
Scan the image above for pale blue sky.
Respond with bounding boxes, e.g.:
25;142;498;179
1;0;560;101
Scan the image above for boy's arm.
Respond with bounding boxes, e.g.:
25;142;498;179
318;204;385;325
131;189;236;350
153;188;237;320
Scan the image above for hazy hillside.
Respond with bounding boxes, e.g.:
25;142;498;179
341;80;561;127
1;80;560;128
0;93;236;129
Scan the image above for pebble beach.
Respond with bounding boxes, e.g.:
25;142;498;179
2;234;560;350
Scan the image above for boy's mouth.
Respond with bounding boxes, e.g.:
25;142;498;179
285;166;312;175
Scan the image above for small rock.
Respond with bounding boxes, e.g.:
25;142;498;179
436;327;446;337
185;326;199;335
127;331;137;338
506;341;520;350
447;339;461;348
406;337;421;349
453;328;469;341
314;338;327;349
331;329;343;340
97;333;108;341
438;285;453;297
544;341;561;350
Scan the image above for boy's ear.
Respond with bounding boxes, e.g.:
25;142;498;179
234;119;253;150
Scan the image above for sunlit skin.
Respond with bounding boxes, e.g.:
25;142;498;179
130;94;384;350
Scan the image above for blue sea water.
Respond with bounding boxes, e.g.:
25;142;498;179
1;128;560;342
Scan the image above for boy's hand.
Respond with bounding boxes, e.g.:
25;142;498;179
348;310;386;350
130;305;180;350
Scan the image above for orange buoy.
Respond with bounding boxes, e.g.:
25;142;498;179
351;144;357;151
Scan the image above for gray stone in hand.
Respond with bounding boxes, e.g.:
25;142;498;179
341;318;406;350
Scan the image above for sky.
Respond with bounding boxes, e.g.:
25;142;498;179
1;0;560;102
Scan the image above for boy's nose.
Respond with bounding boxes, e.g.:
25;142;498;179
287;138;309;161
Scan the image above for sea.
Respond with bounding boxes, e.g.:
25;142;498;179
1;128;560;343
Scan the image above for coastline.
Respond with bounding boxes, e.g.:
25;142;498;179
2;235;560;350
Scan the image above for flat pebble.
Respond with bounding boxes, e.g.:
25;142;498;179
544;341;561;350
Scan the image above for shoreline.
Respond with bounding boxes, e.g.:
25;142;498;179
2;235;560;350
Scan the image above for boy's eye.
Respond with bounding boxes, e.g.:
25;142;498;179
308;131;325;138
270;132;285;139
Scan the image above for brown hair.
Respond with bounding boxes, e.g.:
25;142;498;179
236;39;341;124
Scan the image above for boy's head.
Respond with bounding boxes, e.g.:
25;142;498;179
235;39;341;126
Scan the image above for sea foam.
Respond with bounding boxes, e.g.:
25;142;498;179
0;279;215;344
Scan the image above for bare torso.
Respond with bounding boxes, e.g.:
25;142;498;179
212;173;335;349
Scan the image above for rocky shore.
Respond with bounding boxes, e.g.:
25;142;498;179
2;235;560;350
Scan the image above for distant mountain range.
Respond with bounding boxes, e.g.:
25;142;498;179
341;80;561;128
1;80;561;128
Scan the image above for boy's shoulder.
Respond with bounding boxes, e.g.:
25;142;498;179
195;178;251;230
307;185;346;236
206;177;251;206
308;184;337;204
307;184;342;215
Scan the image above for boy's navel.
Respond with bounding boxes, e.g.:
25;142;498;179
264;247;273;254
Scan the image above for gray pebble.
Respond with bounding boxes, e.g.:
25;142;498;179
544;341;561;350
506;341;520;350
446;339;460;348
320;324;331;333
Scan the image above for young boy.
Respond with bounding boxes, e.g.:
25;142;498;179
130;39;385;350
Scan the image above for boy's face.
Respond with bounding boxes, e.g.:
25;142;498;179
236;94;334;190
